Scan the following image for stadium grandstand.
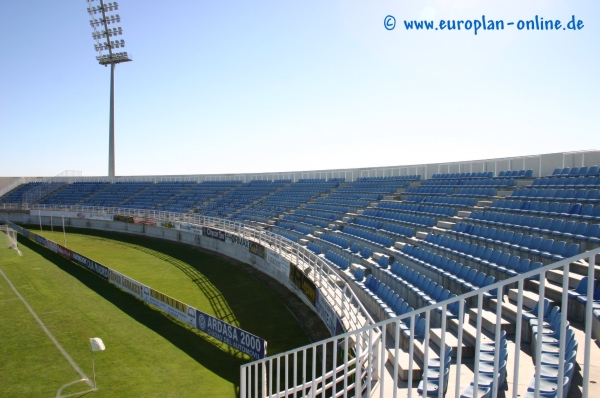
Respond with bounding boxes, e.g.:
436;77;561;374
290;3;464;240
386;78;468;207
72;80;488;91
1;149;599;398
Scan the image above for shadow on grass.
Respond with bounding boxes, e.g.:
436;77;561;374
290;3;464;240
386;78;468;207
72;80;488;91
20;237;244;393
36;226;312;355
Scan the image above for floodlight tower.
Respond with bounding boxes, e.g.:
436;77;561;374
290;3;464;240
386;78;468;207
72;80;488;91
86;0;131;177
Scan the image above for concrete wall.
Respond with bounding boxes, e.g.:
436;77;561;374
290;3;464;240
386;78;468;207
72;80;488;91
2;150;599;184
0;177;22;192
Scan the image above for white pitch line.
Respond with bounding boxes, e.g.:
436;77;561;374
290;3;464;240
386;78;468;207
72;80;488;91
40;310;61;315
0;268;93;388
0;298;20;302
55;379;94;398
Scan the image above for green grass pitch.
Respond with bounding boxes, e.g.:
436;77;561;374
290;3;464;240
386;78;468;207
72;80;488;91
0;226;310;397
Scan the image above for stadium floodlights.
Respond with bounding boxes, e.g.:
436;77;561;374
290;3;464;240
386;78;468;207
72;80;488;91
87;0;131;65
85;0;132;176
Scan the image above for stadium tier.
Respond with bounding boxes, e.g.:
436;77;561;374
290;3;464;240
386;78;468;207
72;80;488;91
1;151;599;397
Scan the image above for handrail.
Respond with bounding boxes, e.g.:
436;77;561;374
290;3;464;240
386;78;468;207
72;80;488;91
2;203;598;397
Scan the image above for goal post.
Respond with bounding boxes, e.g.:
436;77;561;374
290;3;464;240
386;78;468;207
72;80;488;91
0;224;18;251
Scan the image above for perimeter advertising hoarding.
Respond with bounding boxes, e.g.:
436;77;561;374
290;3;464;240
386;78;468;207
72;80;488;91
226;233;249;249
45;240;58;253
249;241;266;259
109;270;144;299
34;234;47;246
202;227;226;241
71;252;110;280
289;263;317;306
267;250;290;273
315;289;338;336
56;244;72;260
195;310;266;360
142;286;195;328
133;217;157;226
7;223;268;358
114;215;134;223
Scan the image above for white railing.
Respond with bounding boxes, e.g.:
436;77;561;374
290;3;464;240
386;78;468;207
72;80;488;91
10;203;598;397
20;204;376;334
239;248;599;398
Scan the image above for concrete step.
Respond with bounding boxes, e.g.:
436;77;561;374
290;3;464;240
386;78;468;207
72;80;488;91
448;317;493;347
527;280;563;303
570;261;600;279
387;348;423;381
467;307;515;335
430;328;474;358
508;289;540;310
547;268;584;290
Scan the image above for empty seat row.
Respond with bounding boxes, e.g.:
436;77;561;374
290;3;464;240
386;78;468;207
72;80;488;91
398;245;501;293
274;230;299;243
324;250;350;270
495;169;534;179
341;226;394;248
466;211;600;244
511;188;600;203
362;210;436;228
454;188;496;197
384;262;461;317
532;176;600;188
423;196;477;207
431;171;494;179
307;242;323;255
432;228;581;266
320;233;350;250
489;199;600;221
460;336;509;398
550;166;600;177
383;224;415;238
405;187;454;196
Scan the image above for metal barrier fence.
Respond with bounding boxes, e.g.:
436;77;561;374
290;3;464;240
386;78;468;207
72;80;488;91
2;204;598;397
240;247;598;398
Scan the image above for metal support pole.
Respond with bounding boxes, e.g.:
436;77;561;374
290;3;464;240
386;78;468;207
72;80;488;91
90;345;97;390
108;62;116;177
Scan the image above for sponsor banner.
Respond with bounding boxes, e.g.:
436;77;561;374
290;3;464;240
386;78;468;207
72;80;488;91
289;263;317;306
133;216;157;226
8;222;269;359
57;244;72;260
179;222;192;232
29;210;113;221
72;252;109;280
315;289;338;336
196;310;266;360
34;234;47;246
226;233;249;249
6;222;24;235
45;240;58;253
202;227;226;242
142;286;195;327
114;215;134;223
249;241;266;259
175;222;203;234
267;250;290;273
157;221;175;229
109;270;144;299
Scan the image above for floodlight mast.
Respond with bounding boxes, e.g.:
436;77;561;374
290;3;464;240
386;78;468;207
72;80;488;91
87;0;131;177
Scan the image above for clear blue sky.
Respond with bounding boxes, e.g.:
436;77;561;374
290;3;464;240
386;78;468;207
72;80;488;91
1;0;598;177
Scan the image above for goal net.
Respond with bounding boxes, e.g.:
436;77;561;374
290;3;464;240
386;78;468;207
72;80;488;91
0;224;18;251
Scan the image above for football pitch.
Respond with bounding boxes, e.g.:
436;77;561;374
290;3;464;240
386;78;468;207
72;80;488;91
0;226;311;397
